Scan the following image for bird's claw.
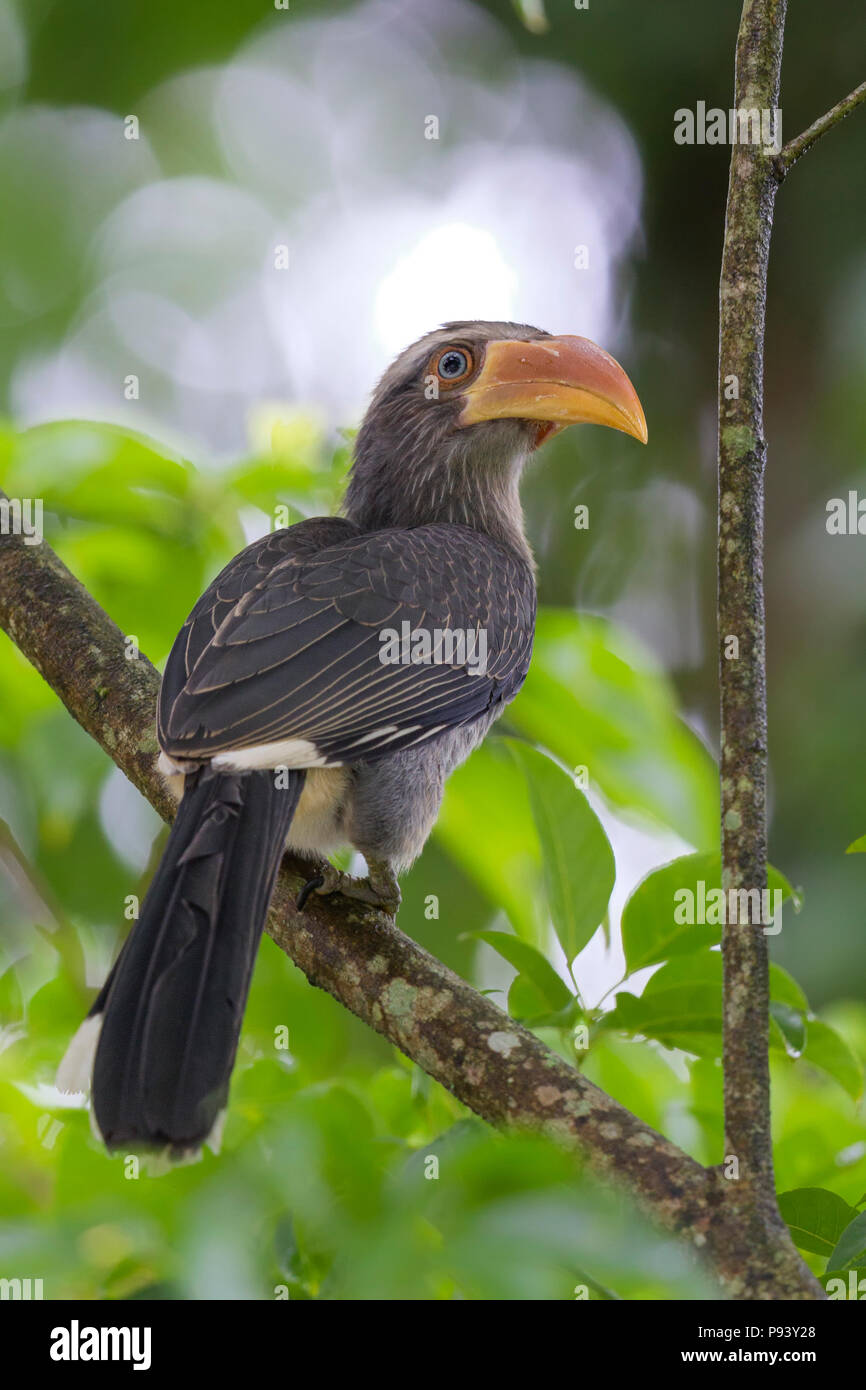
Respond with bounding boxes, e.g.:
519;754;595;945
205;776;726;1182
295;874;325;911
297;860;401;915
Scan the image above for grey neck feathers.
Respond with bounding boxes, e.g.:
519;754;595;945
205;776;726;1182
344;415;534;566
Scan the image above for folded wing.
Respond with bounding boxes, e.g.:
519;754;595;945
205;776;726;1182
159;519;535;766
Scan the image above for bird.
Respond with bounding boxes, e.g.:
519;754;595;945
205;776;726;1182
57;320;647;1156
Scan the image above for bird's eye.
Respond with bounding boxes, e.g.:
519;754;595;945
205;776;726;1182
434;347;473;384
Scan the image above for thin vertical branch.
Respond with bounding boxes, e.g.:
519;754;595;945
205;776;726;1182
717;0;787;1200
717;5;863;1290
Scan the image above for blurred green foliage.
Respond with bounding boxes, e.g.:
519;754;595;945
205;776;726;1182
1;417;864;1299
2;0;866;1303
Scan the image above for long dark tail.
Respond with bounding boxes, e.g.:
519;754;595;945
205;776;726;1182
62;766;304;1154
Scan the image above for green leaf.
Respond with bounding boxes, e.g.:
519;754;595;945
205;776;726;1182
770;1002;806;1057
602;953;812;1059
621;852;721;972
603;985;722;1054
846;835;866;854
768;963;809;1014
621;852;796;974
4;422;193;529
802;1020;863;1102
640;952;807;1010
474;931;572;1012
507;973;554;1022
778;1188;858;1257
508;609;719;847
827;1210;866;1272
435;739;546;942
603;952;861;1098
507;741;615;965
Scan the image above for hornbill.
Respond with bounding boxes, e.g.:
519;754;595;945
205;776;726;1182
57;321;647;1155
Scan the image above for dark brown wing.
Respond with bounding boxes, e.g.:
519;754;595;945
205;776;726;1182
159;520;535;765
158;517;355;746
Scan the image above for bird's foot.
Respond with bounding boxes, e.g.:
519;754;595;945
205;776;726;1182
296;859;401;915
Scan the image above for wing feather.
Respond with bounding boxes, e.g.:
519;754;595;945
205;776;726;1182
159;518;535;765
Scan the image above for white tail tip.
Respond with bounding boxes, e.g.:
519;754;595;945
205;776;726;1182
56;1014;102;1095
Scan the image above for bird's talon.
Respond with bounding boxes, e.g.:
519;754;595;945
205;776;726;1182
296;873;325;911
301;862;401;915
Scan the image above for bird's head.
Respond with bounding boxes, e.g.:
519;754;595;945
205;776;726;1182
346;320;647;549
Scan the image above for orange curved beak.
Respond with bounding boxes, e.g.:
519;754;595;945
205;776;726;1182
457;334;648;445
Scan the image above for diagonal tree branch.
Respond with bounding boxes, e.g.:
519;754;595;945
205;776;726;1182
776;78;866;176
0;493;823;1297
